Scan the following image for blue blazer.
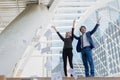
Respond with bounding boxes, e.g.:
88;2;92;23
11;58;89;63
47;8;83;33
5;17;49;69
74;24;100;52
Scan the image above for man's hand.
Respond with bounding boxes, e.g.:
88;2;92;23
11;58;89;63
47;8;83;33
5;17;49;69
51;26;57;32
97;17;101;23
73;19;76;28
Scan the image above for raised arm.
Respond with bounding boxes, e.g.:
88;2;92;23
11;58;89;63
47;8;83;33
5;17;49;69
72;19;80;40
90;17;101;35
51;26;65;41
71;19;76;40
73;34;80;40
73;19;76;28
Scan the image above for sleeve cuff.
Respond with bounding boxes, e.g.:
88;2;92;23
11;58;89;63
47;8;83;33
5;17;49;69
96;23;100;25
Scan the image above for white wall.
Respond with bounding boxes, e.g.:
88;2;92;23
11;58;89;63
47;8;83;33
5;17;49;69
0;4;52;76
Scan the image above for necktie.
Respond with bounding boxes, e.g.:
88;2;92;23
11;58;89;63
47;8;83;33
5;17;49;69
81;35;84;48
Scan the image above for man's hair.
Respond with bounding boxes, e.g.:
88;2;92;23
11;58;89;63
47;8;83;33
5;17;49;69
80;26;86;31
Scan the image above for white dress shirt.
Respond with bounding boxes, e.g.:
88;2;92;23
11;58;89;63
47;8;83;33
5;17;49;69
81;33;90;48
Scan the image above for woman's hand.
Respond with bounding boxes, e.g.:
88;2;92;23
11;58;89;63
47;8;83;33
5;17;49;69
51;26;57;32
73;19;76;28
97;17;101;23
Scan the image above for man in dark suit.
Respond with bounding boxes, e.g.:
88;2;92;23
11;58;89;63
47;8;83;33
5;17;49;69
74;18;101;77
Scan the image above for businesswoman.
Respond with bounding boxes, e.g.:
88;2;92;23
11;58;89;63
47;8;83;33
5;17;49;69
51;20;76;77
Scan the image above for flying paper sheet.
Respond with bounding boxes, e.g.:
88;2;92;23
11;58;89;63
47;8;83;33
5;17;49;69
44;59;51;70
51;72;62;80
22;39;31;45
41;47;50;53
68;68;78;79
34;43;41;51
44;29;52;37
35;27;41;37
23;40;27;43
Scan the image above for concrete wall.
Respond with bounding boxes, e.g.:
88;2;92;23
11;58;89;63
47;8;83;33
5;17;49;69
0;4;52;76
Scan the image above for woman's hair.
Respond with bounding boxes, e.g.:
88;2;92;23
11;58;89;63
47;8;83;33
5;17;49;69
65;32;71;38
79;26;86;31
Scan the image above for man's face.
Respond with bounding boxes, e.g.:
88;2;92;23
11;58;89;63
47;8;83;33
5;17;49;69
80;27;86;34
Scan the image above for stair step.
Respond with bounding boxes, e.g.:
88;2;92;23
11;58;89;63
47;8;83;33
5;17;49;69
6;77;120;80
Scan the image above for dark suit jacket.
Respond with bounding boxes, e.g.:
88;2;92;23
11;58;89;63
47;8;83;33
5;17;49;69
74;24;100;52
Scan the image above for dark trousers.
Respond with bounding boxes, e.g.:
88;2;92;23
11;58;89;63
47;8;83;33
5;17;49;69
81;47;94;77
62;48;73;76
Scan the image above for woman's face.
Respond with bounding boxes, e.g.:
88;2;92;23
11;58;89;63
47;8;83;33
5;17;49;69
66;32;71;38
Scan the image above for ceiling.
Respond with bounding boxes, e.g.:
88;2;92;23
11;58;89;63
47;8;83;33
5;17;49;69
0;0;52;34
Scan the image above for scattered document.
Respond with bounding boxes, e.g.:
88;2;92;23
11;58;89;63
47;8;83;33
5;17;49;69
41;47;50;53
51;72;62;80
68;68;78;80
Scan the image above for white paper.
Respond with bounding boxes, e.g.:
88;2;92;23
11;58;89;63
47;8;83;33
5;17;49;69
44;59;51;70
41;47;50;53
35;27;41;37
22;40;30;45
34;43;41;51
44;29;52;37
51;72;62;80
68;68;78;79
23;40;27;43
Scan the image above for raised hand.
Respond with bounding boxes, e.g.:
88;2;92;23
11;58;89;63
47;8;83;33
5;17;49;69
73;19;76;28
97;17;101;23
51;26;57;32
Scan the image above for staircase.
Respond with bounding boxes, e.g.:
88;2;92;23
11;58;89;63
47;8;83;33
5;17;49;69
0;0;38;34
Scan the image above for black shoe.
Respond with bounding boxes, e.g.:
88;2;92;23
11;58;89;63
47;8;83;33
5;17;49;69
65;74;67;77
71;74;73;77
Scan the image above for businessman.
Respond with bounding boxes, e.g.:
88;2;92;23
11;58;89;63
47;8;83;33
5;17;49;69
74;18;101;77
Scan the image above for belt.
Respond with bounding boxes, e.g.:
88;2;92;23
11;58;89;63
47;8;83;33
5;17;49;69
82;46;90;49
